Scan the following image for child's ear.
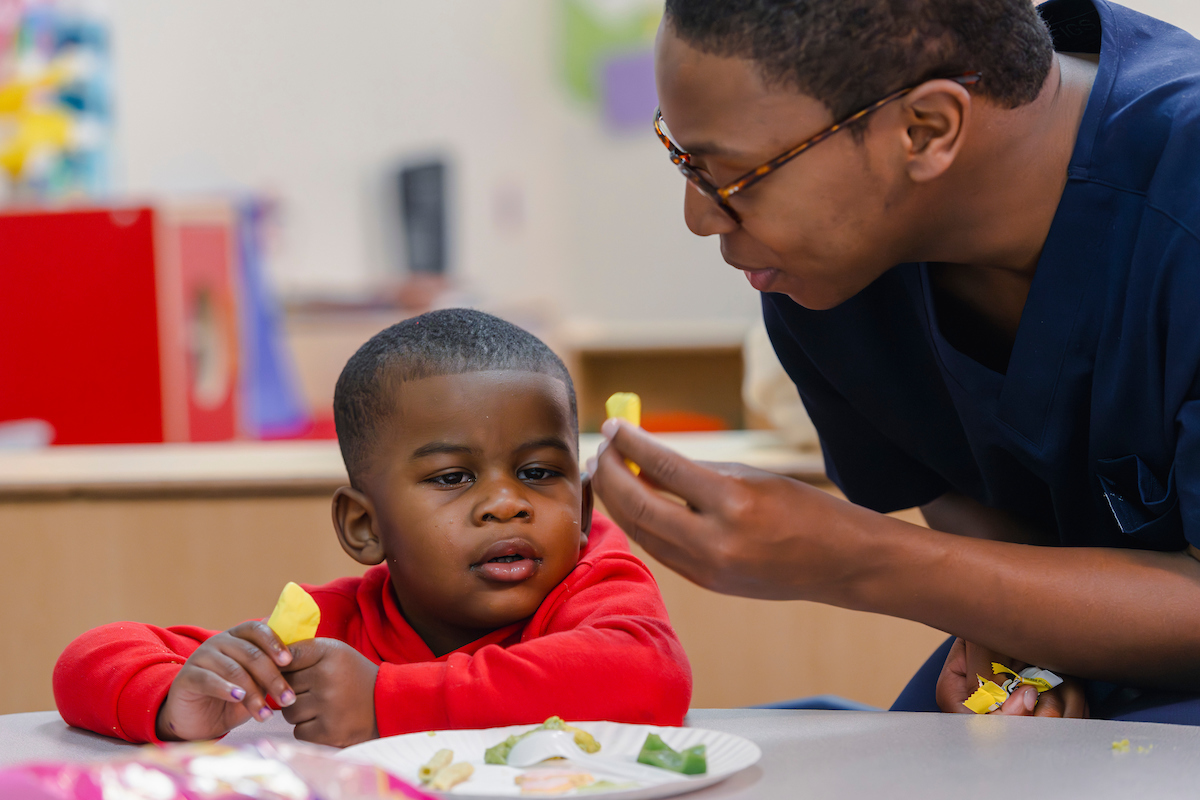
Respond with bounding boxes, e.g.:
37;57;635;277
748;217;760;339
332;486;385;566
580;476;594;537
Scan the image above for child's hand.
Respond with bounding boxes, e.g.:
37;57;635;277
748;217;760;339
935;637;1089;717
280;638;380;747
156;621;296;742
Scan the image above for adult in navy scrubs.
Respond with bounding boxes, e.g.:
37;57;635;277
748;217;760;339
592;0;1200;723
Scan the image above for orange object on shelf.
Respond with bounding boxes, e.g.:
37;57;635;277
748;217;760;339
641;410;728;433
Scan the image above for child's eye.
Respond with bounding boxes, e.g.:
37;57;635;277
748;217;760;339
518;466;561;482
427;471;474;487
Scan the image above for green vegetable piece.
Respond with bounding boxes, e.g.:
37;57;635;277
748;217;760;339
483;716;583;765
680;744;708;775
484;734;521;765
636;734;707;775
640;733;671;752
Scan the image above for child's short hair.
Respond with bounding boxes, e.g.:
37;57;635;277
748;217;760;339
333;308;578;486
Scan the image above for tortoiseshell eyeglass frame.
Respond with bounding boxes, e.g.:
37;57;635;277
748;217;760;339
653;71;983;223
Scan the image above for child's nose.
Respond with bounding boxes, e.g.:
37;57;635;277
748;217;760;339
473;482;533;524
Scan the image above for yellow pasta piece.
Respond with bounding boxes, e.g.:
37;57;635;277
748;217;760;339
605;392;642;476
266;582;320;645
419;749;454;784
429;761;474;791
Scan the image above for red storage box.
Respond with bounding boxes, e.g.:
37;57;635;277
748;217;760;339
0;205;242;444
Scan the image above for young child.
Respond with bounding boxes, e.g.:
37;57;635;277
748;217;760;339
53;309;692;747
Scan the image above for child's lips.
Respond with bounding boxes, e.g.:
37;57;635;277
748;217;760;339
472;539;541;583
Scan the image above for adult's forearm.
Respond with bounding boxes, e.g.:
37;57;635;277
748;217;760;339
821;502;1200;690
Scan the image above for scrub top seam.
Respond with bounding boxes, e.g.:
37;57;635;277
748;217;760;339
1143;203;1200;248
1070;175;1200;248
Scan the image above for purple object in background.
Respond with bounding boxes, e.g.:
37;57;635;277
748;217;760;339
601;50;658;130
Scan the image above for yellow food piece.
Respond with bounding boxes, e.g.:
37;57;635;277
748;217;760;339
266;582;320;645
1112;739;1130;752
605;392;642;476
429;761;474;791
419;749;454;783
564;723;601;754
605;392;641;427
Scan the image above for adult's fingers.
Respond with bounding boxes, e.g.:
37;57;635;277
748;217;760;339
600;419;729;511
1064;683;1090;719
1033;681;1089;718
593;431;704;552
1031;688;1065;717
934;638;973;713
998;684;1039;715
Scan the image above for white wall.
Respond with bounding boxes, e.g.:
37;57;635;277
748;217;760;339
107;0;759;327
106;0;1200;329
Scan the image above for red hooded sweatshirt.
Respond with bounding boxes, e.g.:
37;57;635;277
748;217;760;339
53;514;692;743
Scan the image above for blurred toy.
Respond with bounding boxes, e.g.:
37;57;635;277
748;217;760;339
0;0;111;203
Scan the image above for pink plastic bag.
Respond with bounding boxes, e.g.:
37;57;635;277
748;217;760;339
0;740;431;800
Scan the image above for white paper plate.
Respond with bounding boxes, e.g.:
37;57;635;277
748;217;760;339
338;721;762;799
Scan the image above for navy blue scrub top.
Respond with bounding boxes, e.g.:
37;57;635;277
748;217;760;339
765;0;1200;552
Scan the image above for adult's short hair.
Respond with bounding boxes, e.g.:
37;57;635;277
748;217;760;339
664;0;1055;120
333;308;577;486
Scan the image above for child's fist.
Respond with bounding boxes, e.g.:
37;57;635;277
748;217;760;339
156;621;296;742
280;638;380;747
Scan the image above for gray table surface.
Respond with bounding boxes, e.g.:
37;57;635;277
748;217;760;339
1;709;1197;799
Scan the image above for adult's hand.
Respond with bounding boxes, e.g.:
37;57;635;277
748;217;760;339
935;638;1089;718
590;418;861;600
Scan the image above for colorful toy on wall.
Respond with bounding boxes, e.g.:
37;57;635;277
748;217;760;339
0;0;111;203
561;0;661;131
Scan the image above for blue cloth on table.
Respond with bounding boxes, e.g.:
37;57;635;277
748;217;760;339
751;695;882;712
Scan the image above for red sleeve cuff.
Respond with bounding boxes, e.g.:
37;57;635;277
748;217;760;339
374;661;451;736
115;662;182;744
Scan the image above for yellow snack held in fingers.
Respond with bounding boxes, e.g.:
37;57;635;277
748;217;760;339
605;392;642;476
266;582;320;645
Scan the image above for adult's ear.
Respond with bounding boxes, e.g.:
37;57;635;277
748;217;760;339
332;486;385;566
580;475;594;537
898;78;972;183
